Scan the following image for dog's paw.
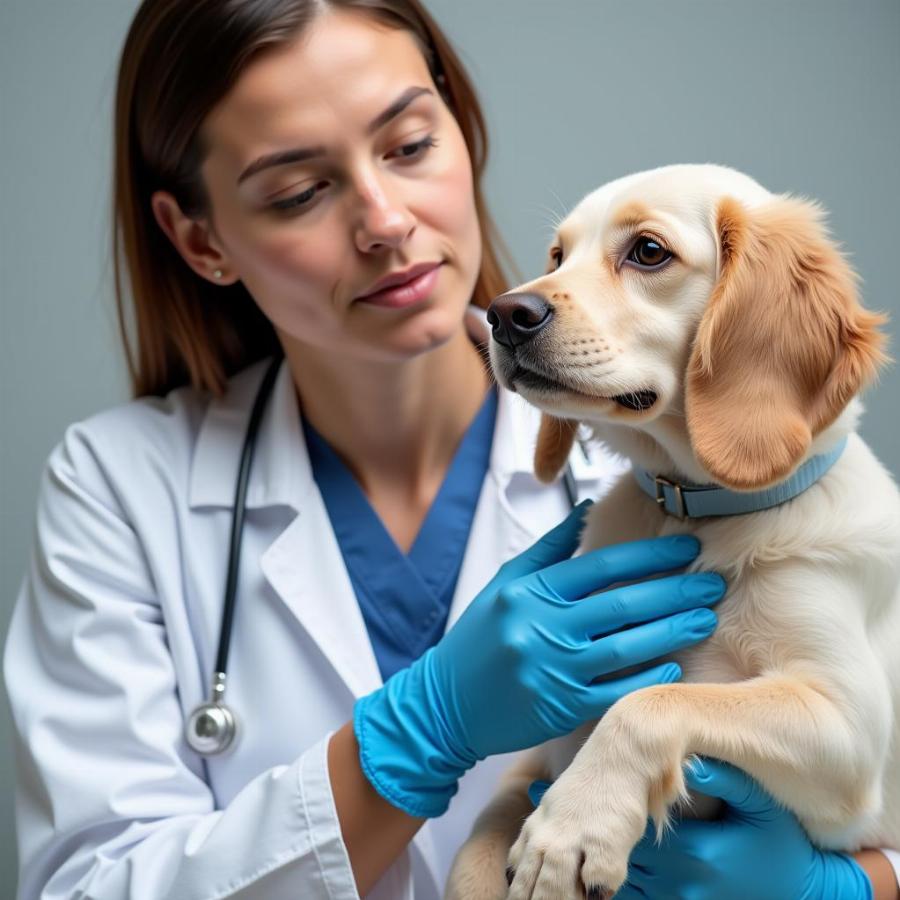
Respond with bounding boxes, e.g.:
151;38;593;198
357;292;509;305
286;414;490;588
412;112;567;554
444;832;513;900
504;781;644;900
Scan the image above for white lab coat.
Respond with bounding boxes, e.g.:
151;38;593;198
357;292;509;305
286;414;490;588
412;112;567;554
4;325;627;899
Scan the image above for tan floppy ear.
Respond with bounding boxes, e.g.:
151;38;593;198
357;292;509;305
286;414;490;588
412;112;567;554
534;415;579;484
686;195;889;491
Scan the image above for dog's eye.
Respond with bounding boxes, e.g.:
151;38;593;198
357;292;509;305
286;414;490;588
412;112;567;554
550;247;563;270
627;237;672;269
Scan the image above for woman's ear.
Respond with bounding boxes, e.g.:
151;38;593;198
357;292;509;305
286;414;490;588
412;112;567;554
534;415;579;483
685;194;889;491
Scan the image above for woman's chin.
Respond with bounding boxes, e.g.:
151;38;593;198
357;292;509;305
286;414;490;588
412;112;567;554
364;299;470;359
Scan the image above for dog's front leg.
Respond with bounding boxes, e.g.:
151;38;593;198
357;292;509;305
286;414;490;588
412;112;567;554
506;675;889;900
444;748;550;900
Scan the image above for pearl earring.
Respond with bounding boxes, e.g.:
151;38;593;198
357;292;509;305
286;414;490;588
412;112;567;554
213;269;223;279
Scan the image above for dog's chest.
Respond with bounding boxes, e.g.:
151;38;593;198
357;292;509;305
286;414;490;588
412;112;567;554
580;476;833;682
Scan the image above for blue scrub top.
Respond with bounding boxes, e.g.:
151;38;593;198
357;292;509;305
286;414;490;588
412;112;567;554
302;386;498;682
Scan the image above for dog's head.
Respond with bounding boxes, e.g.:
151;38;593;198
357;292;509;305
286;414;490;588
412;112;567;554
488;164;890;491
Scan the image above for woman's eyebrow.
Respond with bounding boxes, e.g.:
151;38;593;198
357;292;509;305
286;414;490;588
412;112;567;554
236;85;435;185
366;85;434;136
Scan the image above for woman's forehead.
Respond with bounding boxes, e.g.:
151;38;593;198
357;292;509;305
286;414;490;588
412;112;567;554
202;11;434;164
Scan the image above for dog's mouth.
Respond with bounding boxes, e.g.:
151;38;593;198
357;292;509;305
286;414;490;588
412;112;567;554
610;389;659;411
511;367;659;412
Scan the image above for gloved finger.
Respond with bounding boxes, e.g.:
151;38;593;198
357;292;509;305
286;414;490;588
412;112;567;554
582;662;682;715
628;819;700;873
627;819;661;858
628;821;715;898
683;757;782;818
497;500;593;583
610;881;649;898
528;779;552;806
569;573;726;637
576;608;717;680
536;535;701;602
631;819;726;864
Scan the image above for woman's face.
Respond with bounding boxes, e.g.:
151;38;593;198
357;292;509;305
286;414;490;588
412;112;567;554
194;10;483;363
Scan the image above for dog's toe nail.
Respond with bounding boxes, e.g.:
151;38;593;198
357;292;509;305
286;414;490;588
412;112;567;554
506;866;515;886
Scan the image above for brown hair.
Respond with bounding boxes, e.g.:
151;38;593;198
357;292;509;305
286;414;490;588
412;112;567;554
113;0;516;398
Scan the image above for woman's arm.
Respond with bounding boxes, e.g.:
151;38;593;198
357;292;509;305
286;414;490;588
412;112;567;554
5;431;365;900
853;850;900;900
328;720;425;897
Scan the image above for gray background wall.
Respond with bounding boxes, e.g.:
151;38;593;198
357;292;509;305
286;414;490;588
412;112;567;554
1;0;898;894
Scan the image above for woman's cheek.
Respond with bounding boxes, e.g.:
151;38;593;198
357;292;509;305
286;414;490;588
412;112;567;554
432;142;481;270
256;221;338;290
238;233;343;331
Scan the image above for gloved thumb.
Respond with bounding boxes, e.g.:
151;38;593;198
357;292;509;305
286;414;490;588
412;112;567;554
499;500;593;582
528;779;552;807
683;757;782;820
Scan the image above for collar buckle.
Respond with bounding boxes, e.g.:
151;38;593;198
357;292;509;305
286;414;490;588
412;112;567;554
655;475;687;519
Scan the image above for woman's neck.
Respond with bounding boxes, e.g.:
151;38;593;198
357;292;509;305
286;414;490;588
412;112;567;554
283;326;491;500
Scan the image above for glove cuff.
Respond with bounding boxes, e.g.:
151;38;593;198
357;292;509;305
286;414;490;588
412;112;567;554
353;649;477;818
813;851;874;900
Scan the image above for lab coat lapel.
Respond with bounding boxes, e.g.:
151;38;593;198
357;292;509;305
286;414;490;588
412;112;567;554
443;384;622;632
444;386;542;632
259;493;383;701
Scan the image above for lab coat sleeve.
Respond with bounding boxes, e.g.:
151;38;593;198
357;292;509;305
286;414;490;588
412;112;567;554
882;848;900;890
3;425;361;900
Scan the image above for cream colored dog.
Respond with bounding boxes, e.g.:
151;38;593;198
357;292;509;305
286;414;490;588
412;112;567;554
444;164;900;900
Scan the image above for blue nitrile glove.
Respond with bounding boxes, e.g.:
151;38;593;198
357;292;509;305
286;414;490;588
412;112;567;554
529;779;553;807
353;501;728;818
613;758;874;900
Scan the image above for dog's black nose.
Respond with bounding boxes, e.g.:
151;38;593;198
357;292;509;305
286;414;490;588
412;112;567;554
487;293;553;349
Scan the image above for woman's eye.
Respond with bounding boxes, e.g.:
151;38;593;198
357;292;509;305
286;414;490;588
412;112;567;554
271;180;326;212
627;236;673;268
270;136;439;214
387;134;439;161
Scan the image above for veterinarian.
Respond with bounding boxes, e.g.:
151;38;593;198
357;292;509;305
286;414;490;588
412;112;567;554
4;2;898;899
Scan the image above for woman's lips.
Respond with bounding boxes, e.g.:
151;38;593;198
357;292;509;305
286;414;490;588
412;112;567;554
355;263;443;309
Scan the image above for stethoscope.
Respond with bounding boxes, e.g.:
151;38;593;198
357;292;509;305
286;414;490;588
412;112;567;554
185;353;582;756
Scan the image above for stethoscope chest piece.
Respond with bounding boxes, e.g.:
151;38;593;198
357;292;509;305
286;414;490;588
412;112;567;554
186;702;237;756
186;671;238;755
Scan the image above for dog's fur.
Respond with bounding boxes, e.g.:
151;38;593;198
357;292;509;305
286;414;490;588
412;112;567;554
445;164;900;899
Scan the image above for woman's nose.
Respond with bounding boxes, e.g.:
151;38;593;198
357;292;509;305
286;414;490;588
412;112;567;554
352;171;416;253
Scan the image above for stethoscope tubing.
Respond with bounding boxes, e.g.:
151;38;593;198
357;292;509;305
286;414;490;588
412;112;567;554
216;353;284;675
184;353;283;756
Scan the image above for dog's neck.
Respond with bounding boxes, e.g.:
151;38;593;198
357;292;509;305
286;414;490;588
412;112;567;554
587;398;863;489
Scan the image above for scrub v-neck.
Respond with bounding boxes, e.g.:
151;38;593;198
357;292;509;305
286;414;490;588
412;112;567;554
301;385;498;682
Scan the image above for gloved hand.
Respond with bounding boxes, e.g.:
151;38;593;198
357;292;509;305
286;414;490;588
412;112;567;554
608;758;874;900
353;500;727;818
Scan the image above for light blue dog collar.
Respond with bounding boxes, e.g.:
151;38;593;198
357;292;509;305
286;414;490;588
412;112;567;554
633;436;848;519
